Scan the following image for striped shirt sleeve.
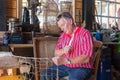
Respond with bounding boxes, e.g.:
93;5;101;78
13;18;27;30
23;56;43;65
81;30;93;57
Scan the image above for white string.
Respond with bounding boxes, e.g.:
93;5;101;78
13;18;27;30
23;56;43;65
12;55;50;60
68;33;74;46
68;27;77;46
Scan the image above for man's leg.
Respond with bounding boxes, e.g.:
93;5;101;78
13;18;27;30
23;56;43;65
41;64;68;80
68;68;92;80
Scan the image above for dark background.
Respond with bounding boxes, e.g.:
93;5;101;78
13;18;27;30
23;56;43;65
0;0;6;31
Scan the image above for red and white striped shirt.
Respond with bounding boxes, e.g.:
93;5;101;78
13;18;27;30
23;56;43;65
55;26;93;68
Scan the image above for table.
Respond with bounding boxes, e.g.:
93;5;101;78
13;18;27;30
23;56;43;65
103;41;119;52
103;42;119;45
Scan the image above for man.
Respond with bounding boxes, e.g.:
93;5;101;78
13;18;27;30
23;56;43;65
41;12;93;80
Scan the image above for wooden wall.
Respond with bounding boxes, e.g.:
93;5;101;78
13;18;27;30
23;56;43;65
6;0;17;20
6;0;22;20
73;0;82;25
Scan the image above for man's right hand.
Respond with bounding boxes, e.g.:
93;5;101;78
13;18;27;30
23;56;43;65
63;46;71;54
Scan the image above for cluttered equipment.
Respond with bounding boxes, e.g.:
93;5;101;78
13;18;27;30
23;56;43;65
5;18;23;44
101;29;119;42
0;46;34;80
91;29;118;42
0;46;23;80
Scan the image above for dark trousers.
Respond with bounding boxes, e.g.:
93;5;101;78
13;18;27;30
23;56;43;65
40;64;92;80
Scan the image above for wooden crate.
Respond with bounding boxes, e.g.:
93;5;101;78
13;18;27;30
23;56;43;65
0;68;20;76
33;37;58;80
0;75;23;80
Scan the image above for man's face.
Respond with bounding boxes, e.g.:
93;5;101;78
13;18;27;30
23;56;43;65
57;18;70;33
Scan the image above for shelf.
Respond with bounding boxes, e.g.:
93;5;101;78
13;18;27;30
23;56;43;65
9;44;33;51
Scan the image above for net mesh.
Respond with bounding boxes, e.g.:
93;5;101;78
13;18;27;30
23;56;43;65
0;55;59;80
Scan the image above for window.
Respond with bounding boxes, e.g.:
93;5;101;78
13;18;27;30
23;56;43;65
95;0;120;30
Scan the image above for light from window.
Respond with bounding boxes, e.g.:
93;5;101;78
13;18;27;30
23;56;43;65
95;0;120;30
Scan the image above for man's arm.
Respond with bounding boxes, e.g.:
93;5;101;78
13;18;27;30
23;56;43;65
68;55;90;64
52;55;90;66
54;49;64;57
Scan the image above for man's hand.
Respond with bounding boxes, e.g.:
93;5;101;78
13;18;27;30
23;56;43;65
63;46;71;54
52;57;66;66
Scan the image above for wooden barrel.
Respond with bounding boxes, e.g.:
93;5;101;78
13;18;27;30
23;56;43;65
60;1;72;13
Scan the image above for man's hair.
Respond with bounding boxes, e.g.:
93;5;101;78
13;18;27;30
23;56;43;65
56;12;74;23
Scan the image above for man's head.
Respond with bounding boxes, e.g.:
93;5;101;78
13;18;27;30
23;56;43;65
56;12;74;23
56;12;75;34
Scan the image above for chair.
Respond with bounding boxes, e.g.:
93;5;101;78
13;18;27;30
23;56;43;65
33;37;58;80
92;40;103;80
61;40;103;80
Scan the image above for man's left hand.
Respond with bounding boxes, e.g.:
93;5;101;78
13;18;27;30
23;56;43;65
52;57;66;66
